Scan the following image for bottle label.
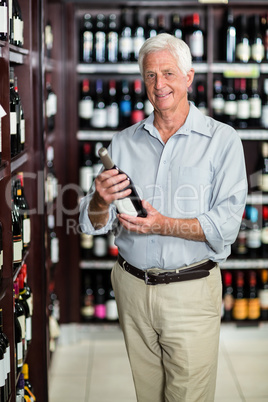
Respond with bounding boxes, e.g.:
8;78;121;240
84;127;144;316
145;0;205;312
107;32;118;62
20;117;25;144
223;294;234;312
79;166;93;193
94;304;106;319
17;341;23;367
131;110;145;125
248;298;260;320
246;229;261;249
189;31;204;58
0;359;4;387
91;108;107;128
13;17;21;43
79;99;93;119
80;304;94;318
114;198;138;216
250;98;262;118
93;236;107;257
258;173;268;192
259;289;268;308
0;6;7;34
23;218;31;245
51;237;59;263
106;104;119;128
26;316;32;341
133;36;145;55
233;299;248;320
224;100;237;116
236;41;250;62
237;100;250;119
144;99;154;116
83;31;93;61
261;105;268;128
18;315;26;339
106;299;118;320
212;97;225;114
95;31;106;62
13;237;22;263
10;111;17;135
251;42;264;63
120;100;131;117
261;227;268;244
46;93;57;117
119;36;133;55
80;233;93;250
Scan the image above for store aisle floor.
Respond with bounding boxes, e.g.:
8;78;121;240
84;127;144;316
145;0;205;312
49;323;268;402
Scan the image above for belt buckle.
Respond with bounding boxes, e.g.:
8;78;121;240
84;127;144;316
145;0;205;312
144;271;156;285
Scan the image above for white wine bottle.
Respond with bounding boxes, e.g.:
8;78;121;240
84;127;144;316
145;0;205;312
98;147;147;218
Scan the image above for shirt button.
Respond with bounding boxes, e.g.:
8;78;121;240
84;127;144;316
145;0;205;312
163;160;167;164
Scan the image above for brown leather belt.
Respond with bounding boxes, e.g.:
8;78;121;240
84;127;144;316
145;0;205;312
118;254;216;285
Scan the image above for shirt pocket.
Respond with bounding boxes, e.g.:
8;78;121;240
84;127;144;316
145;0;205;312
172;166;214;218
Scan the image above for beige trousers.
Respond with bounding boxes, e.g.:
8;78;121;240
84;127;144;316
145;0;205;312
111;260;222;402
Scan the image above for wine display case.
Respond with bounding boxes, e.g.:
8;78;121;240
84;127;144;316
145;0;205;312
62;0;268;325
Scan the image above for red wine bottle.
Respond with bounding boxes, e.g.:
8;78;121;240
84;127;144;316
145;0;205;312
98;147;147;217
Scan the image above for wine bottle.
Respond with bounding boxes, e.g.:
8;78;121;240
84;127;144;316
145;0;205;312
106;284;118;321
119;80;131;127
221;9;236;63
45;146;58;203
9;67;18;157
132;9;145;61
257;142;268;192
20;264;33;346
247;270;260;321
45;73;57;133
212;79;225;122
12;0;23;47
232;271;248;321
223;78;237;127
80;232;93;260
261;13;268;61
94;274;106;321
79;142;94;194
91;79;107;128
236;78;250;129
171;14;183;39
108;231;118;257
80;272;94;322
261;206;268;258
0;308;10;400
246;205;261;259
258;269;268;320
14;280;26;360
11;196;22;271
16;373;24;401
21;364;36;401
222;271;234;322
14;172;31;252
131;79;145;124
249;78;262;127
106;80;119;128
235;15;250;63
157;14;167;34
93;235;107;258
78;79;93;128
18;273;32;348
118;9;133;62
94;14;106;63
47;214;59;265
145;14;157;39
13;76;21;154
183;13;204;62
107;14;118;63
80;13;94;63
13;284;23;376
98;147;147;217
195;82;207;115
249;14;264;63
0;1;8;41
261;78;268;129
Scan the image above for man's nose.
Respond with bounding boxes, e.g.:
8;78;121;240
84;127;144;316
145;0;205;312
154;75;165;89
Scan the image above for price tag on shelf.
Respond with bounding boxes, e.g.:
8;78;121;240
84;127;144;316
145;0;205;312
0;105;6;119
223;65;260;78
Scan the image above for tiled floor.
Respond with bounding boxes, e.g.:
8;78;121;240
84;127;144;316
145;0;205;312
49;322;268;402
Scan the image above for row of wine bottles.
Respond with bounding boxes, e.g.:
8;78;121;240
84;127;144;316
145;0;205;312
80;231;118;260
221;269;268;322
210;77;268;129
10;66;25;158
11;171;31;272
80;270;118;322
79;10;205;63
0;308;11;402
0;0;24;47
78;78;153;130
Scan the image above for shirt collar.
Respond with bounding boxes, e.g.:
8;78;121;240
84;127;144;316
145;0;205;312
142;102;212;139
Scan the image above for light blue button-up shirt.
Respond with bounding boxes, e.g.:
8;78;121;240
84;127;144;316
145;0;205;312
79;103;248;270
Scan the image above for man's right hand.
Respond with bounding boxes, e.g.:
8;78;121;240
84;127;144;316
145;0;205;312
88;169;132;229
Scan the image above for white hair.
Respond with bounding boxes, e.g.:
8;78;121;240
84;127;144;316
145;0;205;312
138;33;192;78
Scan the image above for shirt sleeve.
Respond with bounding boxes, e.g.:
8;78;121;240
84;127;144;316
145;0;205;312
197;132;248;255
